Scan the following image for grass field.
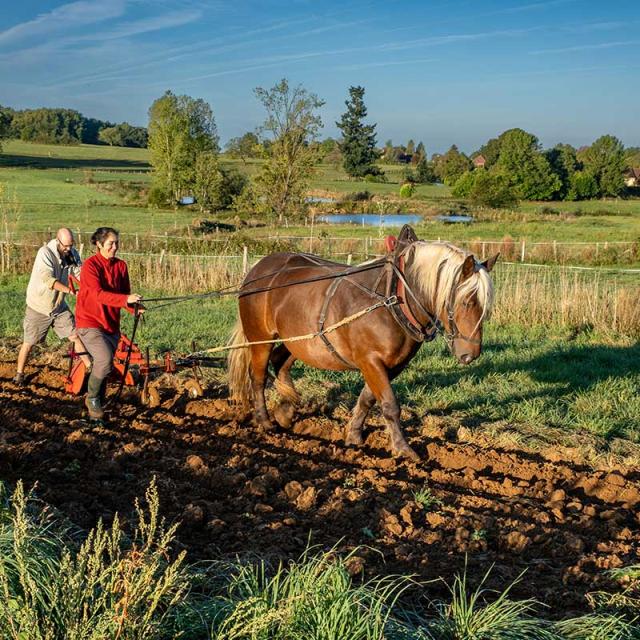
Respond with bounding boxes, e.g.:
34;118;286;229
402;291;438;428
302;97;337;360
2;140;640;253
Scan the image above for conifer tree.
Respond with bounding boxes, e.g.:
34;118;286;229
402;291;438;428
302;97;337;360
336;86;380;178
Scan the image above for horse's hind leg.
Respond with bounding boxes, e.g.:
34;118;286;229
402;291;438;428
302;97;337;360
249;343;275;431
270;345;298;429
345;383;375;446
360;359;419;462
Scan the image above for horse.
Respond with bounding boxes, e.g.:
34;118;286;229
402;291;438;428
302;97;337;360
227;227;498;461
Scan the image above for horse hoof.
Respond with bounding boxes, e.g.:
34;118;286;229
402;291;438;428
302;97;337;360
394;446;420;462
256;420;276;432
273;403;295;429
345;431;364;446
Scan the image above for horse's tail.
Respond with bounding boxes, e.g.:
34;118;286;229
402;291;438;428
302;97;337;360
227;318;252;408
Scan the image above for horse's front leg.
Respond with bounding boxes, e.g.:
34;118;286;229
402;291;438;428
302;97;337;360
345;383;375;446
360;360;420;462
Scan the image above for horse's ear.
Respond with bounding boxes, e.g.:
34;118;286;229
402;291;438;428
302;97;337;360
481;253;500;272
460;255;476;282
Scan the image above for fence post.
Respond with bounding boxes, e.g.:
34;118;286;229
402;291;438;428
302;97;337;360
79;243;84;258
242;245;248;276
165;231;168;250
481;242;486;260
159;249;165;267
347;253;352;265
135;233;139;250
520;240;526;262
553;240;557;263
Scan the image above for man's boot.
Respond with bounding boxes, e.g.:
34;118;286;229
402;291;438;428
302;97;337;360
85;375;105;420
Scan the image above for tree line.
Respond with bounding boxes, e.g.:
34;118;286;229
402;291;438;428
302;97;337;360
3;87;638;215
0;105;147;148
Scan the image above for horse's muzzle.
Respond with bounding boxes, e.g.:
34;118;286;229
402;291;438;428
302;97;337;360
458;353;475;365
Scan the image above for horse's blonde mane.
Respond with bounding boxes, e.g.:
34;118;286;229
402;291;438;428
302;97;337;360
406;241;494;322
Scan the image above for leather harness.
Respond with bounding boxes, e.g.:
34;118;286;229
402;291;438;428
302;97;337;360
317;225;439;367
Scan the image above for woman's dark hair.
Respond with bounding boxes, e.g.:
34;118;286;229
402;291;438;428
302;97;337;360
91;227;119;246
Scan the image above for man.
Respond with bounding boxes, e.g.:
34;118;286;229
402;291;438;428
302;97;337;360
14;228;92;385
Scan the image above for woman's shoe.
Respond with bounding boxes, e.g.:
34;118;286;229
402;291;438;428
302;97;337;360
85;395;104;420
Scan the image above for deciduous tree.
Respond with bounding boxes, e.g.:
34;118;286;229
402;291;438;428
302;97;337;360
252;78;324;222
148;90;219;202
434;145;472;185
580;135;626;197
545;143;578;200
495;128;560;200
225;132;261;164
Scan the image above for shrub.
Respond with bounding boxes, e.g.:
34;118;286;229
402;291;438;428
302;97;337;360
401;167;417;183
364;173;387;183
567;171;599;201
399;182;415;198
469;171;519;208
147;184;171;208
452;171;476;198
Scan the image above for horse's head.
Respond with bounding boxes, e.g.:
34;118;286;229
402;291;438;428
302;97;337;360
407;242;498;365
445;252;499;364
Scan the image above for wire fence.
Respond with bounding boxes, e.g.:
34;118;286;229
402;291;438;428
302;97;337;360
1;228;638;270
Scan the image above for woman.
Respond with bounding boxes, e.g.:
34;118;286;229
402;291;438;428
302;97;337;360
76;227;143;420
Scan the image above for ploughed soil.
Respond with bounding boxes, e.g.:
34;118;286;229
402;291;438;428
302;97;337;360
2;355;640;618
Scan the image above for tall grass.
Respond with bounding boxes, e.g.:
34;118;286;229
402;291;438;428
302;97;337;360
3;480;640;638
492;264;640;339
1;241;638;338
0;479;189;640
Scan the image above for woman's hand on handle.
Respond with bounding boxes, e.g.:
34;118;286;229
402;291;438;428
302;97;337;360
127;293;146;315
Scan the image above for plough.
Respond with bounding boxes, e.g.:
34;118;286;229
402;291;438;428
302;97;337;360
64;335;224;407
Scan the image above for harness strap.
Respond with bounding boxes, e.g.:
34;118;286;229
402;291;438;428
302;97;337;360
318;277;353;367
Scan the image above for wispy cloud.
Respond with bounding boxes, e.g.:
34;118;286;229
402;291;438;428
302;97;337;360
379;27;539;52
74;10;202;41
0;0;126;48
44;15;319;89
530;40;640;55
495;0;577;14
335;57;438;71
46;16;369;90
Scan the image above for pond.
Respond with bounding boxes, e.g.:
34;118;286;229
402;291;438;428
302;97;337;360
316;213;423;226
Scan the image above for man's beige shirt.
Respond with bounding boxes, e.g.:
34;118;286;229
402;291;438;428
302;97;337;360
26;239;82;316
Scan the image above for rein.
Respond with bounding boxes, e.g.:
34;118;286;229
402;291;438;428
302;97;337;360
141;243;481;357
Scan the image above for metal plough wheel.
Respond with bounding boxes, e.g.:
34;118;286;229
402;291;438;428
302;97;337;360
140;386;161;408
184;379;203;399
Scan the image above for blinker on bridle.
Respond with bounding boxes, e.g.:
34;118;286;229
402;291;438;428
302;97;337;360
397;246;483;353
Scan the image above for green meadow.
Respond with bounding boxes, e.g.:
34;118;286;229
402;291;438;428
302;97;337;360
2;139;640;248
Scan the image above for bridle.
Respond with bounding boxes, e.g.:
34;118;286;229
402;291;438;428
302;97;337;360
392;243;483;354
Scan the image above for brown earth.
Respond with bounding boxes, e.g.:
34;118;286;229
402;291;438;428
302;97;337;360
1;357;640;617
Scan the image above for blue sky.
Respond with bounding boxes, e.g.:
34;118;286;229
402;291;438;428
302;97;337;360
1;0;638;153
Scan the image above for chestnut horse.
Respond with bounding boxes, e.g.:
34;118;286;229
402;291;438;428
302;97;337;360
228;231;497;461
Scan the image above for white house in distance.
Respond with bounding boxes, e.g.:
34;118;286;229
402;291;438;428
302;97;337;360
624;167;640;187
